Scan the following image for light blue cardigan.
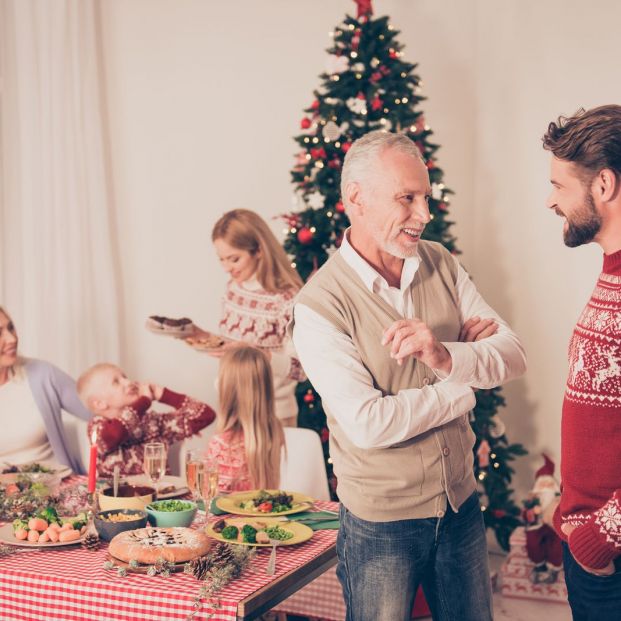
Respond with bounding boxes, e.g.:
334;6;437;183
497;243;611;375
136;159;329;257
22;358;91;474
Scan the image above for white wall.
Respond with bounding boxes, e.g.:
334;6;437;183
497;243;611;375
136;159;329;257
98;0;620;490
471;0;621;491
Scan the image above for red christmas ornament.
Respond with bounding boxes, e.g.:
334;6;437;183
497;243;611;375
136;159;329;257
341;142;352;153
356;92;366;100
303;390;316;403
438;202;448;212
320;427;330;443
300;117;312;129
328;158;341;169
389;49;399;60
426;159;435;170
380;65;390;76
492;509;507;519
371;95;383;111
311;100;320;110
310;147;327;160
297;227;313;245
354;0;374;18
335;200;345;213
370;71;382;84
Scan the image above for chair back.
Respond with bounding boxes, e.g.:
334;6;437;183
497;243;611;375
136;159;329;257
280;427;330;501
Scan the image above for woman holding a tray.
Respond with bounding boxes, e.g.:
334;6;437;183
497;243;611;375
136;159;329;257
188;209;305;428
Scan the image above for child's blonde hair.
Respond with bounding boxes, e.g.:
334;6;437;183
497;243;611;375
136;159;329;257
76;362;117;410
217;346;284;489
212;209;303;294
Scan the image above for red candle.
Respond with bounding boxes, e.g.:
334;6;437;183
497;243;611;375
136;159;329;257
88;429;98;493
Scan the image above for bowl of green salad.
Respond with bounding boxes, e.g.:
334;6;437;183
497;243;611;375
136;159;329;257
145;499;197;527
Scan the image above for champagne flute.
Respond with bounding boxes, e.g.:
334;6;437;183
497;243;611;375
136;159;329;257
143;442;167;496
185;449;205;502
199;459;219;527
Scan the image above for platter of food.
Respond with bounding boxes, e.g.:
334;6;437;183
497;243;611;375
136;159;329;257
0;507;87;547
207;516;313;547
0;461;72;483
145;315;195;338
124;475;189;499
108;527;212;564
185;332;231;353
215;489;314;517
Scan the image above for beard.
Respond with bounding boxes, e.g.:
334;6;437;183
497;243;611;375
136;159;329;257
563;191;602;248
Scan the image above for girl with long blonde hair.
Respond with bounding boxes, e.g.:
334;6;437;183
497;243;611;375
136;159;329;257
189;209;306;427
206;346;285;492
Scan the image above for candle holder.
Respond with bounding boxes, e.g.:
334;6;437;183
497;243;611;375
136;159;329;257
82;490;101;551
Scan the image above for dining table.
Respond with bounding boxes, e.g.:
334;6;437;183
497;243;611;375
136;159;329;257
0;476;341;621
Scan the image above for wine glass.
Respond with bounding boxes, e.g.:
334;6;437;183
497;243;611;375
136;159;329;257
143;442;167;496
198;459;219;527
185;449;205;503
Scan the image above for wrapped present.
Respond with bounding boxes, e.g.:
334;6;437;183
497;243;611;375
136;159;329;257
500;526;568;603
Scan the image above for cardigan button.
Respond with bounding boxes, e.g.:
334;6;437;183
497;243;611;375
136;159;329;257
422;377;430;386
437;509;445;518
442;447;450;456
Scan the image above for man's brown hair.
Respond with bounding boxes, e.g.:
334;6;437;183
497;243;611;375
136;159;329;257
543;104;621;182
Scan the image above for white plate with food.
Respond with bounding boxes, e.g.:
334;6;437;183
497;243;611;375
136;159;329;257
0;461;72;482
124;475;189;500
0;510;87;547
145;315;195;338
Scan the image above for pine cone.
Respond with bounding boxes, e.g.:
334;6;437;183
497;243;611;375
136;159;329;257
189;555;211;581
188;543;235;580
82;533;100;551
210;542;235;566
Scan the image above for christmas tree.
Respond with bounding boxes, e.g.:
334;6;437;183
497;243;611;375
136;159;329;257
283;0;526;550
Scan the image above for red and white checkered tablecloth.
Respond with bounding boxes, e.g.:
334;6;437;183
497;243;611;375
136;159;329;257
0;500;340;621
274;565;345;620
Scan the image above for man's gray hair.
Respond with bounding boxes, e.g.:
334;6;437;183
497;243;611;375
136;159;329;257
340;130;422;202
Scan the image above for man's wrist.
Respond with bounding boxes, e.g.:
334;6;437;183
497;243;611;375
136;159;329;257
434;344;453;374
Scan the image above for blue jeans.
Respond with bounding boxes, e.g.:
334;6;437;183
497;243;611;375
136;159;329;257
336;492;492;621
562;542;621;621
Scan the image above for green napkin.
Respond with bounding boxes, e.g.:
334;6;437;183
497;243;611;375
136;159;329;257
209;498;227;516
286;510;340;530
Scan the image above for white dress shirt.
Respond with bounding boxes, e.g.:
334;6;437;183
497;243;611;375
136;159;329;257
292;233;526;450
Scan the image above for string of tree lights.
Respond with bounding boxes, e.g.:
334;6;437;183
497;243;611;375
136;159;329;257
281;0;526;550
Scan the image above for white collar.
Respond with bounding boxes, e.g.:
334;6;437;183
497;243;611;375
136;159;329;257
339;229;420;293
233;275;263;292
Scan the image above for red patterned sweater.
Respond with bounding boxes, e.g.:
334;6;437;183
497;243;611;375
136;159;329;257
206;430;252;494
220;277;306;421
555;249;621;568
88;389;215;477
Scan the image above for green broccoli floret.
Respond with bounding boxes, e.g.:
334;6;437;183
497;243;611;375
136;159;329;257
37;506;61;525
221;525;239;540
12;518;29;532
68;512;88;531
241;524;257;544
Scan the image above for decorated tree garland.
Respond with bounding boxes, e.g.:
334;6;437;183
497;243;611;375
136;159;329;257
282;0;526;550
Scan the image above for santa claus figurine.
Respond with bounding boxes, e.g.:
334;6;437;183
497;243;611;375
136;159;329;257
521;454;563;583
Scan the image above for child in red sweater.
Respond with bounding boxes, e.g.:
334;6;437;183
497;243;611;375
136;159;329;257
77;363;215;477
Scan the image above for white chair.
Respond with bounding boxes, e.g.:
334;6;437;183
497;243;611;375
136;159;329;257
280;427;330;501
